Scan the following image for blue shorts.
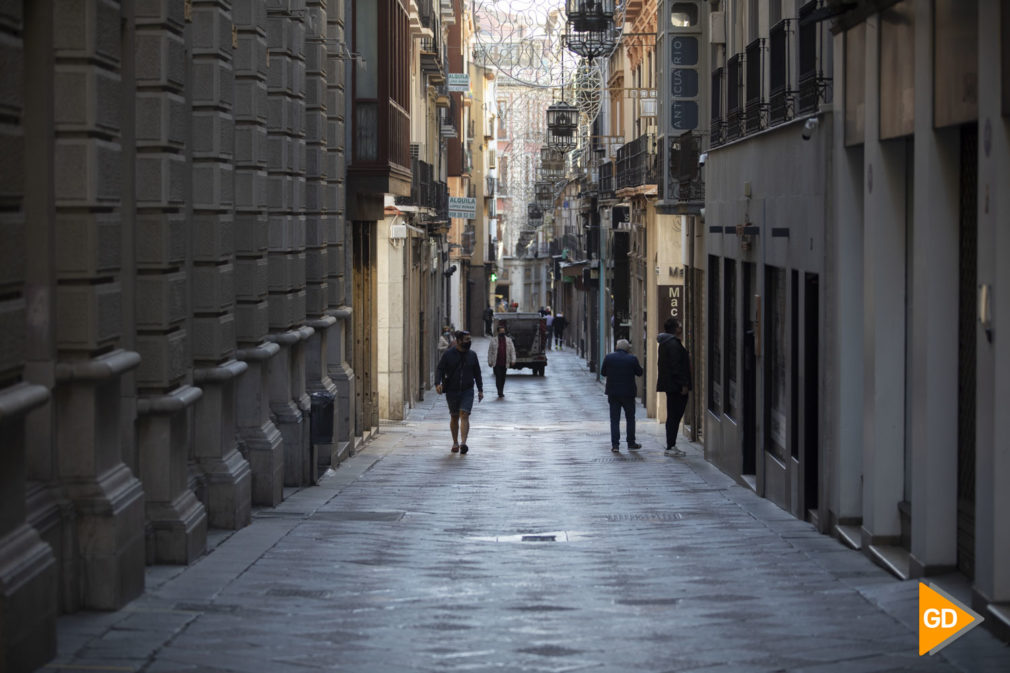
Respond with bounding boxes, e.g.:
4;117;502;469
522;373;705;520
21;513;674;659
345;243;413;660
445;389;475;414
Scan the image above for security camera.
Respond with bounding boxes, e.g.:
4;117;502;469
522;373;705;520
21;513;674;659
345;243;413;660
698;152;708;166
801;117;819;141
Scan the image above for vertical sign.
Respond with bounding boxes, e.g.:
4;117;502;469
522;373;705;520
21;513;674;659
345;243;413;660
667;2;703;131
658;284;683;321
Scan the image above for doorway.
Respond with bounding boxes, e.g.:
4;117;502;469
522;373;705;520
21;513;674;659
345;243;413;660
353;221;377;432
803;273;820;515
956;124;977;580
742;262;757;476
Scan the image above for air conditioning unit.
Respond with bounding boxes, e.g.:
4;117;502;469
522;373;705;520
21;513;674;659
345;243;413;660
390;224;407;239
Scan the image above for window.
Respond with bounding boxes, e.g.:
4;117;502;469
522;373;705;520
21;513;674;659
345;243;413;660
745;38;764;132
797;0;827;114
352;0;410;168
727;53;742;140
769;20;792;124
708;255;722;414
711;67;724;145
497;100;507;136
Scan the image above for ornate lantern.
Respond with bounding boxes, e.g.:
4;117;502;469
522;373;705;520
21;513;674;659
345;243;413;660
564;19;617;60
535;180;554;206
546;101;578;150
565;0;614;33
527;203;544;221
541;147;566;170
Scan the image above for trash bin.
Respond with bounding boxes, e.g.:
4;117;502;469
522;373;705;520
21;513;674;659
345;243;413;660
310;391;335;445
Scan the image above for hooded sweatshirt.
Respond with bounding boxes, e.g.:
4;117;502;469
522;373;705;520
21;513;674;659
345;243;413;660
656;332;692;393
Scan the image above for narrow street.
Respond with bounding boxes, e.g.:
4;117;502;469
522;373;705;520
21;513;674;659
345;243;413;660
51;341;1010;673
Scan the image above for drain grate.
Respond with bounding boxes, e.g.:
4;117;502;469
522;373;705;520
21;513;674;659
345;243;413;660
604;512;684;522
520;534;557;542
266;588;331;599
310;510;405;522
174;602;239;613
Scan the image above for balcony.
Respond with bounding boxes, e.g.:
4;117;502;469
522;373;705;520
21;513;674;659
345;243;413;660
670;131;705;206
599;160;614;198
486;175;495;197
615;134;656;192
420;36;445;83
394;158;438;209
797;1;830;114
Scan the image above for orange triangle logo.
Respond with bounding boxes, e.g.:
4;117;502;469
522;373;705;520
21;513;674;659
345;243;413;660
919;582;985;655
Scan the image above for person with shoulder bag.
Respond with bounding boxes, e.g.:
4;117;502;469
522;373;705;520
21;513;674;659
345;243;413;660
486;321;516;398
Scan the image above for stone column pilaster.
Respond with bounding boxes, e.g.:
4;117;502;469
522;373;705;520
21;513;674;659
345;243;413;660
325;2;354;456
304;0;339;469
136;386;206;564
266;327;314;486
265;2;311;484
54;352;145;608
189;0;252;530
133;0;207;564
234;0;284;505
51;0;146;607
0;7;57;666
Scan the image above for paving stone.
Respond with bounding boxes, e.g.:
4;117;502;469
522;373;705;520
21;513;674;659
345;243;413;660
51;341;1010;671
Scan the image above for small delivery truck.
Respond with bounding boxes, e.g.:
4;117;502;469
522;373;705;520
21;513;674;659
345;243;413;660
493;312;548;376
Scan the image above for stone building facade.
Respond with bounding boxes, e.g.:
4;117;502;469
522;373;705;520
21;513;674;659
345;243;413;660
0;0;358;670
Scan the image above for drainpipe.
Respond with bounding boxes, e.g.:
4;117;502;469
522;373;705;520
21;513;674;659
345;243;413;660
597;197;606;382
687;213;698;442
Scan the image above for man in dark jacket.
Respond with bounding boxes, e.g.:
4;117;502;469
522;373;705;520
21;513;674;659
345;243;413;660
552;312;567;350
601;339;644;453
435;331;484;454
657;317;693;455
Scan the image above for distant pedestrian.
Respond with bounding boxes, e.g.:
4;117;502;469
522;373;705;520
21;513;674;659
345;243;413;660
601;339;643;452
487;321;516;398
435;331;484;454
483;305;494;336
657;317;692;456
544;310;554;350
437;325;454;360
552;312;567;350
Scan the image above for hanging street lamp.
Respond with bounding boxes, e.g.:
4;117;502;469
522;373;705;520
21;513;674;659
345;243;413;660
546;101;579;150
564;19;617;60
565;0;615;33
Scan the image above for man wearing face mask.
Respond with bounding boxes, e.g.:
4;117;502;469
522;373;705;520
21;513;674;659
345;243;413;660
435;330;484;454
486;321;516;398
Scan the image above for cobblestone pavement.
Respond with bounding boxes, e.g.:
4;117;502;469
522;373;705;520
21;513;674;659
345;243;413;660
48;339;1010;673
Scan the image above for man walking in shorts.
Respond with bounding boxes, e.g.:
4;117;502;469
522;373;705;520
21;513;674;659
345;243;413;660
435;331;484;454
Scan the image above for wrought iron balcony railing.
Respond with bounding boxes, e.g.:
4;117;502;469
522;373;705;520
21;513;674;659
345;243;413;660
615;133;656;190
599;159;614;197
